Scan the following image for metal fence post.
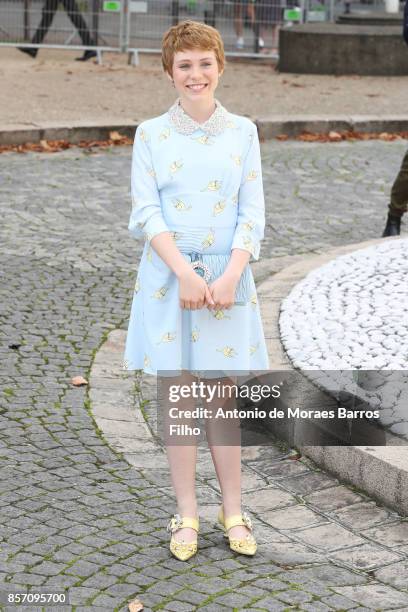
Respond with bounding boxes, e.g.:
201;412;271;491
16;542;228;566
120;0;127;52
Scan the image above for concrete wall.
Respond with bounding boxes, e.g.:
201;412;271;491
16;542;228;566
278;23;408;75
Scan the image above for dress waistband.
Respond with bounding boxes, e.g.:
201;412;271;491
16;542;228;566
168;225;235;255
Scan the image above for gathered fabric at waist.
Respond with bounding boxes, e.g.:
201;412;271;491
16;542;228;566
167;224;236;255
141;227;254;304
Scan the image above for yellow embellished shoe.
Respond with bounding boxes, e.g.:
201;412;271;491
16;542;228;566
167;514;199;561
218;506;257;556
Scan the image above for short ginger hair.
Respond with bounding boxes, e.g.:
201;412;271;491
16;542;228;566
161;20;225;78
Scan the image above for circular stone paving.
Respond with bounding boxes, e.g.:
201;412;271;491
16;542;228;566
279;238;408;438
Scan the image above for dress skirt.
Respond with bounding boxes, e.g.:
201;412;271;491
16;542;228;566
123;241;270;377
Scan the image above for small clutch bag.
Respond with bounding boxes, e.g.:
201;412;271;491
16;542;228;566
186;252;254;305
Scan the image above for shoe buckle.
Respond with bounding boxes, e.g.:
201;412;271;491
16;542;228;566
167;513;183;533
242;511;253;531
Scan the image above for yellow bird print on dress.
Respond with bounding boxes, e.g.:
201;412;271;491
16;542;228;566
159;127;170;141
173;198;192;212
226;120;238;129
232;192;239;206
139;128;148;142
201;180;222;192
191;327;200;342
230;154;242;166
213;200;226;216
201;228;215;250
192;135;213;145
250;294;257;308
157;332;176;345
243;236;255;254
216;346;238;358
250;343;260;355
242;221;255;231
169;159;183;175
213;309;231;320
151;286;169;300
134;279;140;294
147;167;156;178
143;354;151;368
246;170;258;182
131;195;140;210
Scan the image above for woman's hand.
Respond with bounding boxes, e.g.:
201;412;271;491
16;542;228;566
207;272;239;310
178;268;214;310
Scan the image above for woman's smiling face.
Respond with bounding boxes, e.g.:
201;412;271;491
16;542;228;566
169;48;222;103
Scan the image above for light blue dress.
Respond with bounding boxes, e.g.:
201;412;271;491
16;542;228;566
123;97;270;376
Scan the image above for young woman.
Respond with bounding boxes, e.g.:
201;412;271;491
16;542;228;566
123;20;269;561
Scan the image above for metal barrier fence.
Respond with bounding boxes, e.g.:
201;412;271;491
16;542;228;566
125;0;285;60
0;0;396;61
0;0;124;53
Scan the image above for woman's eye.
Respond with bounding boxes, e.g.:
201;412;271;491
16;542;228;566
179;63;212;68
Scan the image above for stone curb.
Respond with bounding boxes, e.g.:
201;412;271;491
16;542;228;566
2;115;408;146
257;116;408;139
258;236;408;517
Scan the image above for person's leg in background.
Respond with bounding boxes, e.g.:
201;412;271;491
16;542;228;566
61;0;97;60
18;0;97;60
234;0;245;48
271;22;280;50
18;0;59;58
382;150;408;237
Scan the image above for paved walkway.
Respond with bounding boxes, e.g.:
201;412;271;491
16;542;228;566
1;46;408;129
0;139;407;610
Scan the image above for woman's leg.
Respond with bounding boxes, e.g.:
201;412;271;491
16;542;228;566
162;372;199;543
202;376;252;541
234;1;244;39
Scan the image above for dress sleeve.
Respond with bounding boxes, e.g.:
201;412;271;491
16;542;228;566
128;123;170;241
230;121;265;262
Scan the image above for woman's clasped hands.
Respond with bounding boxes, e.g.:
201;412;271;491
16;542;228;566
179;268;238;311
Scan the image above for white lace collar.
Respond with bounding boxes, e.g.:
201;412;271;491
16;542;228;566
167;97;228;136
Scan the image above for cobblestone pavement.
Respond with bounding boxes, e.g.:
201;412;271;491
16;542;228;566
1;139;408;611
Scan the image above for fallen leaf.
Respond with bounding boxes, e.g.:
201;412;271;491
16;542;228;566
298;132;321;142
379;132;395;141
288;451;302;460
276;134;289;141
71;376;88;386
128;598;144;611
109;130;125;141
328;131;342;142
40;139;52;150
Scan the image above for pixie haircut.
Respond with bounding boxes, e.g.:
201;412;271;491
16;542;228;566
162;20;225;77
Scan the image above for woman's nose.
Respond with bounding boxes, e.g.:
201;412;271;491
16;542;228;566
190;66;203;79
